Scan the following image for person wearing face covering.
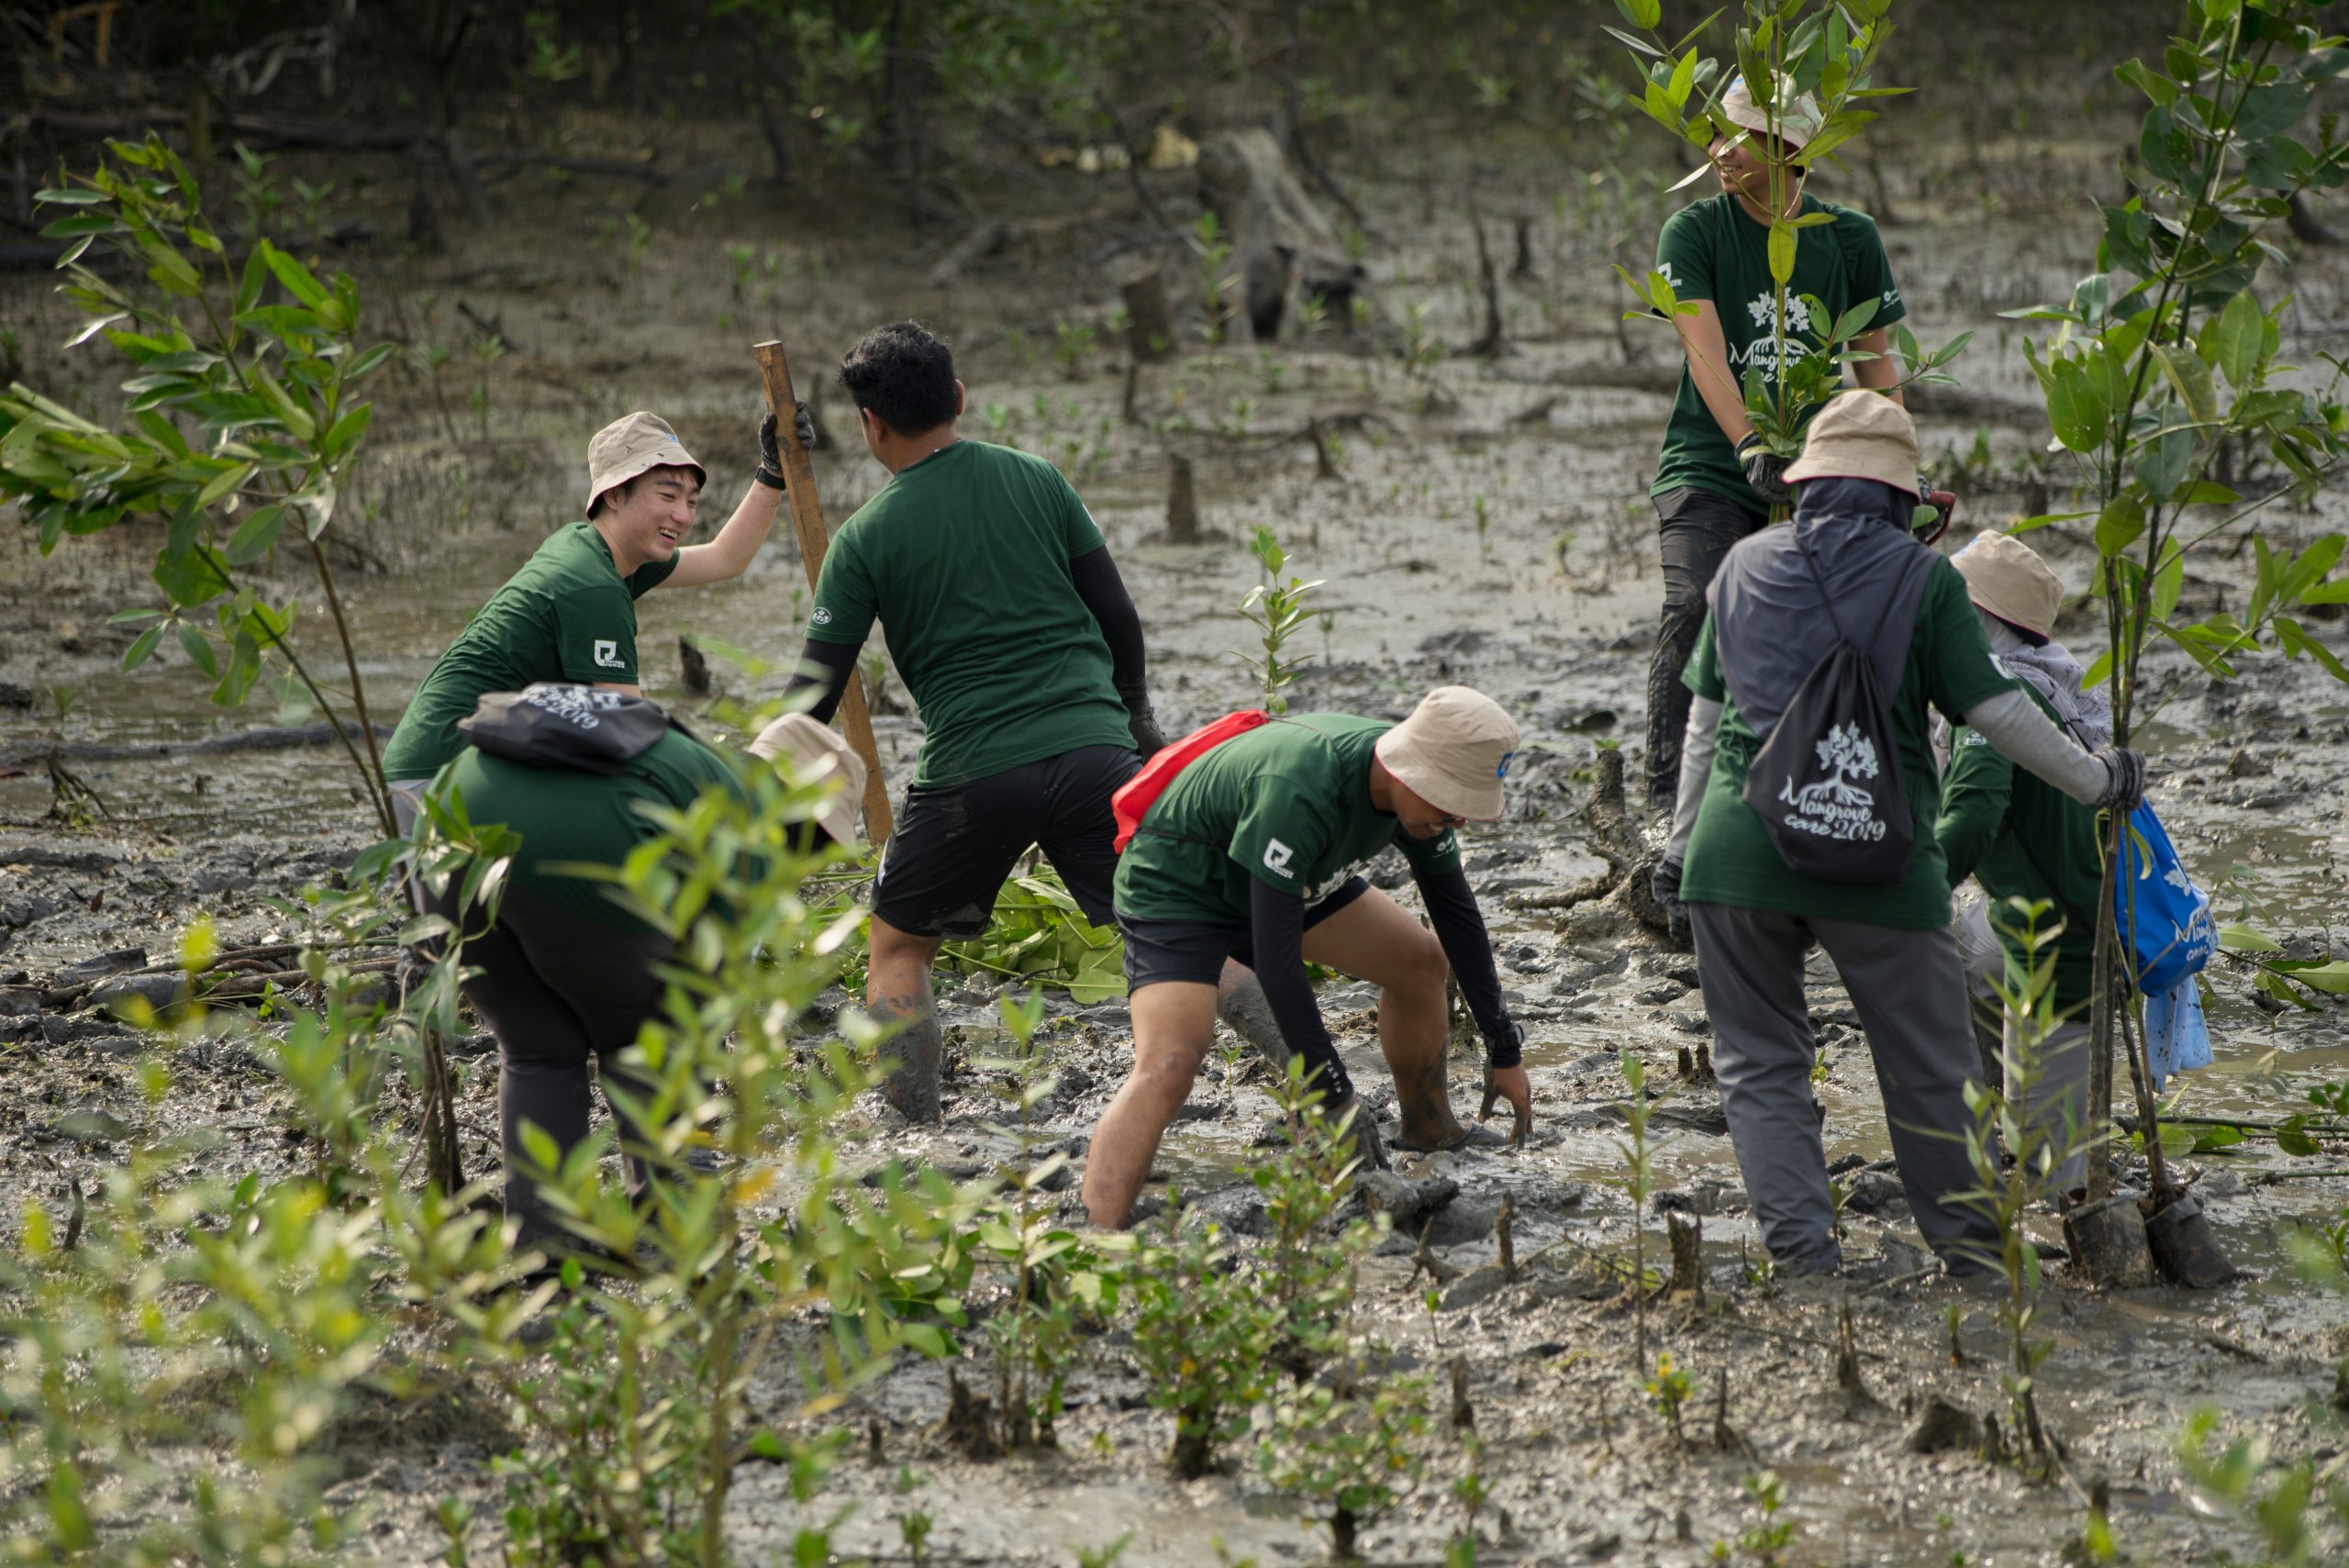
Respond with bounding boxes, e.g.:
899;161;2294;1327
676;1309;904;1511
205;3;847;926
1934;532;2121;1195
1650;391;2145;1277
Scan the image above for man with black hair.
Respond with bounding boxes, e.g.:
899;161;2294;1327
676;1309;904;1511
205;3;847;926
784;320;1173;1122
381;406;810;825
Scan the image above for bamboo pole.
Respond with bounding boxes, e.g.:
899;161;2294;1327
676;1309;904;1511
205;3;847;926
751;340;895;843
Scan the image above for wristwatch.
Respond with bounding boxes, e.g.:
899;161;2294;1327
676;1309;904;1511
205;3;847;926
1486;1019;1525;1070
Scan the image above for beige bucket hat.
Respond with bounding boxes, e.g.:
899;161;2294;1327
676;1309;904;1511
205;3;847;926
1373;685;1522;823
748;713;868;847
585;411;707;514
1782;389;1921;496
1951;531;2065;638
1720;72;1822;154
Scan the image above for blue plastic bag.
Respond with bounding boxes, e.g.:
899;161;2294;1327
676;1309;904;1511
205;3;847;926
2143;975;2212;1091
2112;801;2216;996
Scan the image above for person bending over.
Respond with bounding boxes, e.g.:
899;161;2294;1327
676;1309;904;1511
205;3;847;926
1084;686;1532;1229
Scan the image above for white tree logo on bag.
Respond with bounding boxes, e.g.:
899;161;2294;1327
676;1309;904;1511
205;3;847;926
1776;722;1888;842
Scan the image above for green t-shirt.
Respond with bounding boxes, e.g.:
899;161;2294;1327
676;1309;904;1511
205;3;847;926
805;440;1134;789
382;521;677;779
434;728;746;932
1650;193;1906;512
1935;684;2103;1011
1114;713;1463;925
1680;558;2015;929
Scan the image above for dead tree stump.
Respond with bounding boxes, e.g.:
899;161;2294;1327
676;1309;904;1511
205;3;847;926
1166;453;1200;543
1664;1210;1703;1304
1197;128;1374;341
1121;268;1174;362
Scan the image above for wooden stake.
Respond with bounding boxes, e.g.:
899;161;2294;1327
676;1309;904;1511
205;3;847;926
751;339;895;843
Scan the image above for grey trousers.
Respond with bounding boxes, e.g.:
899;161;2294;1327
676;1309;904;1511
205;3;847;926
1690;902;1999;1274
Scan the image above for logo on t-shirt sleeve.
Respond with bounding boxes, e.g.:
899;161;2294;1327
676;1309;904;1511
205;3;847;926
810;606;834;628
1262;839;1296;877
594;639;622;670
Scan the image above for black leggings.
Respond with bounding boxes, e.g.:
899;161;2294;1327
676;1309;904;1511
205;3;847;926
440;884;674;1259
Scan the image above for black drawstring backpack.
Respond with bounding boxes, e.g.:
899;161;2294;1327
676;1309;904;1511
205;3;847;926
1741;536;1930;884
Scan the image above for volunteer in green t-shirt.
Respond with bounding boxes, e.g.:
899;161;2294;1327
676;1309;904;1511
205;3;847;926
427;690;863;1269
380;403;814;822
1642;72;1914;814
1084;688;1532;1229
1650;394;2142;1276
1934;532;2110;1194
781;320;1177;1125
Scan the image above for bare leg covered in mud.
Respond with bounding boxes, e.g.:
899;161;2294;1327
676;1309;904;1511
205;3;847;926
867;917;945;1122
1087;889;1464;1226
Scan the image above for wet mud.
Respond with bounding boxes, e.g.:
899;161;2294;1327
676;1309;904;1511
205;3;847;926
7;88;2349;1566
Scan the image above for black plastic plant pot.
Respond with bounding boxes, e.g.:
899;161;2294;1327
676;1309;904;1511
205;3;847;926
2144;1192;2235;1289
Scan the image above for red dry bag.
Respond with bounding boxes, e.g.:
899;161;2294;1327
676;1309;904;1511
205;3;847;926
1111;709;1269;852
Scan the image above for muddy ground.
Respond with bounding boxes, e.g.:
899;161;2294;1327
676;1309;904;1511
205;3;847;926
9;67;2349;1567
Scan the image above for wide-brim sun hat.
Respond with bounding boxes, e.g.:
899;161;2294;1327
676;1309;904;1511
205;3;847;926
1782;388;1922;496
585;411;707;514
1951;530;2065;639
747;713;867;847
1719;72;1822;154
1373;685;1523;823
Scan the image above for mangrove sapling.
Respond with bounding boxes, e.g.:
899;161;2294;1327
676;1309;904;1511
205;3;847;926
1721;1471;1801;1568
1998;0;2349;1212
1259;1371;1431;1562
1606;0;1975;516
1613;1050;1661;1368
490;746;985;1566
1256;1058;1385;1375
1130;1195;1274;1477
1946;898;2101;1469
1645;1349;1695;1444
971;989;1126;1451
0;135;406;833
1234;526;1324;714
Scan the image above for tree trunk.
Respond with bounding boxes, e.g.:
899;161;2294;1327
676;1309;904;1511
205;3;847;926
1121;270;1174;363
1166;453;1199;543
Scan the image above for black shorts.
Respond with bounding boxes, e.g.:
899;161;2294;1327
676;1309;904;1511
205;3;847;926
1116;875;1373;990
873;743;1141;939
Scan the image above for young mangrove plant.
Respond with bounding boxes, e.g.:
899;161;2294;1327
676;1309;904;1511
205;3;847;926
2000;0;2349;1208
971;989;1124;1451
1260;1372;1430;1562
1613;1049;1660;1367
1947;898;2100;1467
0;135;404;832
1234;525;1323;714
1130;1195;1273;1478
1256;1057;1385;1375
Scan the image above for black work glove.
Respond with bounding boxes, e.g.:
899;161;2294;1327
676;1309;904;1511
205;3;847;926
1652;856;1692;950
1118;682;1169;757
2091;746;2146;812
1737;433;1793;508
754;401;818;489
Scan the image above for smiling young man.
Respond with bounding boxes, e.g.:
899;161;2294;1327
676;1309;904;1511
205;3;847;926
1082;686;1533;1229
380;406;809;822
1641;72;1909;815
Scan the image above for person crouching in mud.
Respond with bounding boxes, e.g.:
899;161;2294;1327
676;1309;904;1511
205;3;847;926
1082;686;1532;1229
1650;391;2144;1278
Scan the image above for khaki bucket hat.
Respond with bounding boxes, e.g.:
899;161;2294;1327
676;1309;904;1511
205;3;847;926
1782;389;1921;496
1951;531;2065;638
747;713;868;847
585;411;707;514
1720;72;1822;154
1373;685;1522;823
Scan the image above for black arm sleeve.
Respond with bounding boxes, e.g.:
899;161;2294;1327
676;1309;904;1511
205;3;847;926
1413;862;1520;1068
1248;877;1354;1103
779;638;860;726
1068;545;1147;700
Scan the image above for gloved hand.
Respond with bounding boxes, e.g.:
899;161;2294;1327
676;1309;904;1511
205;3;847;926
755;401;818;489
1652;856;1692;949
1738;432;1793;507
2091;746;2146;812
1913;475;1958;543
1128;702;1169;759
